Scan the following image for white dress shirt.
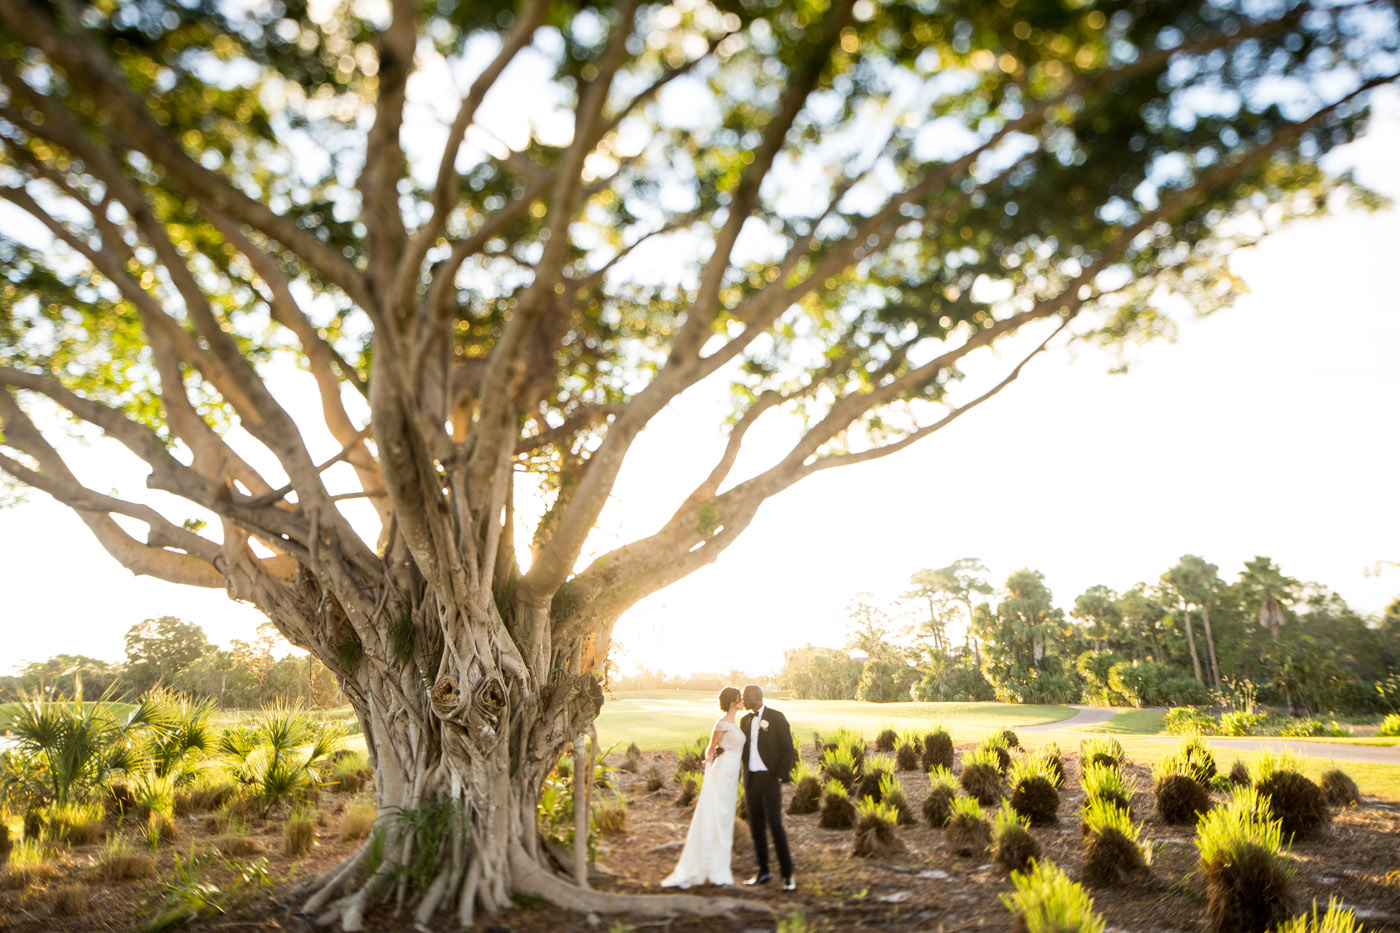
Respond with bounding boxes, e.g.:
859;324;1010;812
748;705;768;771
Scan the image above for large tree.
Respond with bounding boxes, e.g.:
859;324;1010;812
0;0;1394;924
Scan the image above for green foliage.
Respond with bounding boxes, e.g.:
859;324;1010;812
958;747;1003;806
42;800;105;845
1000;859;1106;933
1196;789;1293;933
819;744;859;790
141;849;274;932
1079;737;1125;770
944;794;992;858
1081;762;1134;815
219;702;344;816
1008;758;1061;827
284;805;317;857
991;802;1040;875
1152;737;1217;786
1272;898;1369;933
1164;706;1218;736
1379;714;1400;737
1081;798;1150;887
1218;711;1269;737
819;779;855;830
341;801;377;841
98;833;156;881
1;838;59;890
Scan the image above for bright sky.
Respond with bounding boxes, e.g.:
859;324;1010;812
1;77;1396;679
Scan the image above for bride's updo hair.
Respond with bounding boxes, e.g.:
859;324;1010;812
718;686;741;711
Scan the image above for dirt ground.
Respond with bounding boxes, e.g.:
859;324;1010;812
3;742;1397;932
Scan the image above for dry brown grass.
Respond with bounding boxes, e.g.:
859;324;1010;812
284;806;317;858
51;882;89;916
340;802;377;840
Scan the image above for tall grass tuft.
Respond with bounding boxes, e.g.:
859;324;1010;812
1318;770;1360;808
1008;757;1060;827
1152;751;1212;826
1254;764;1329;843
787;761;823;815
878;773;915;826
2;838;60;889
329;751;372;794
594;795;627;836
43;801;105;846
1273;897;1369;933
852;796;903;859
341;801;377;841
674;771;702;808
1080;762;1133;818
991;802;1040;874
959;747;1004;805
1032;742;1066;787
220;702;345;816
284;805;317;857
1196;787;1293;933
53;881;90;916
944;795;991;857
921;726;954;772
819;745;858;791
923;766;958;827
819;780;854;830
98;833;155;881
854;754;895;801
874;727;899;753
1079;737;1125;771
979;733;1012;774
894;730;921;771
1081;798;1149;887
1000;859;1106;933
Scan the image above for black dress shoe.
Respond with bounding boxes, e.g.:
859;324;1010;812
744;872;772;886
781;876;796;891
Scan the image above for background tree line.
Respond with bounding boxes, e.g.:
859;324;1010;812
778;557;1400;714
0;616;344;709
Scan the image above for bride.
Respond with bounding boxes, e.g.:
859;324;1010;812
662;686;745;888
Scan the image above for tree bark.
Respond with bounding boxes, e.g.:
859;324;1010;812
1199;602;1221;691
1180;601;1204;684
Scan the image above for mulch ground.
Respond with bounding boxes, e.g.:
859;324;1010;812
4;742;1397;932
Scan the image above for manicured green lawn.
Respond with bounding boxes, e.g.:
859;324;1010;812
1079;709;1167;735
0;699;137;728
594;691;1076;751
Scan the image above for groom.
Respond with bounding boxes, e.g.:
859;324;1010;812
739;684;795;891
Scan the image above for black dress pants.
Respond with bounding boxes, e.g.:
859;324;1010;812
744;770;793;878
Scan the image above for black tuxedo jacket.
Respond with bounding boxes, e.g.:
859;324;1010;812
740;705;795;783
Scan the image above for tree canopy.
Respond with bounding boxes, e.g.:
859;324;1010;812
1;0;1397;922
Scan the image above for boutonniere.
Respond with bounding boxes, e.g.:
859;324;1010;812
759;720;770;731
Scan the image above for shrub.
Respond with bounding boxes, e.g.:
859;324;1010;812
1318;770;1360;808
1229;759;1251;787
1167;736;1217;784
960;747;1004;806
852;797;903;859
1008;758;1060;827
621;742;642;773
1079;737;1124;771
673;735;707;780
1032;742;1065;788
875;727;899;753
994;727;1021;749
787;761;823;815
1256;770;1329;842
1081;762;1133;817
820;745;858;791
944;795;991;857
1154;772;1211;826
284;805;317;857
1217;710;1268;736
1379;713;1400;737
329;751;372;794
1164;706;1217;736
854;754;895;802
921;727;954;772
43;801;105;846
826;728;866;770
674;771;701;808
1272;897;1369;933
341;801;377;840
1081;798;1149;887
219;702;345;816
878;773;915;826
819;780;854;830
145;808;179;847
98;833;155;881
643;765;664;793
1196;788;1293;933
924;767;958;827
991;802;1039;875
1000;858;1106;933
980;734;1012;773
52;882;89;916
2;838;60;889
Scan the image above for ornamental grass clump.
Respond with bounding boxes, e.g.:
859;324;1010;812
341;801;377;841
1000;858;1106;933
980;733;1012;774
1152;754;1212;826
97;833;155;881
1008;757;1060;827
1252;752;1329;842
1080;762;1134;820
1318;769;1360;808
993;727;1021;750
960;747;1004;806
826;728;866;771
1;838;59;890
1079;737;1125;771
878;773;915;826
944;794;992;857
1174;736;1218;784
922;726;954;772
1081;798;1149;887
895;730;921;771
52;881;89;916
855;754;895;802
1196;787;1293;933
621;742;642;773
787;761;823;815
923;766;958;827
1229;759;1251;787
852;797;904;859
284;804;317;857
991;802;1040;875
819;779;855;830
875;727;899;753
1033;742;1066;788
820;745;859;792
42;801;105;846
675;771;702;808
1273;897;1369;933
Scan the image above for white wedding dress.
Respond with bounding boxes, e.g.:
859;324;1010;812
662;718;744;888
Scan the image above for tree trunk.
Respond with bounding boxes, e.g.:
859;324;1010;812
1199;602;1221;691
296;596;760;930
1180;601;1204;684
